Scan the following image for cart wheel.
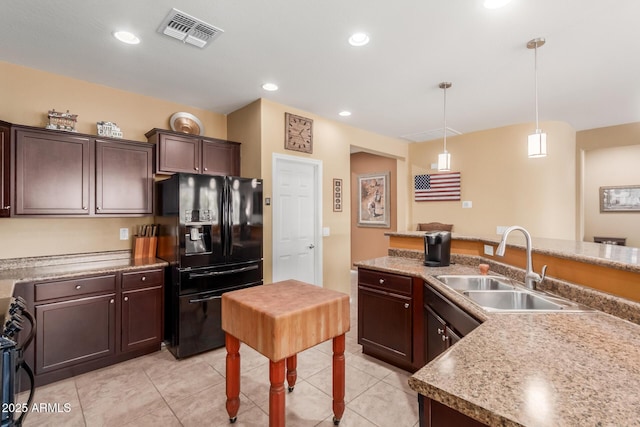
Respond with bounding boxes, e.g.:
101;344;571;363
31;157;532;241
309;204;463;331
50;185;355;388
333;416;341;425
288;386;295;392
230;416;237;424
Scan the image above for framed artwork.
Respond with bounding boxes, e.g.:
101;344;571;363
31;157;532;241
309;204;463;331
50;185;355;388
357;172;390;228
600;185;640;212
333;178;343;212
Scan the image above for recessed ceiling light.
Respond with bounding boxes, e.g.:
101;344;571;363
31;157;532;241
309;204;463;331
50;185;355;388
483;0;512;9
348;33;370;47
113;31;140;45
262;83;278;91
339;111;352;117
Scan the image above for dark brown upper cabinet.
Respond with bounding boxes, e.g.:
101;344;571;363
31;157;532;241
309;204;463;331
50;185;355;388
0;122;11;217
10;125;154;217
146;128;240;176
14;128;92;215
95;139;153;215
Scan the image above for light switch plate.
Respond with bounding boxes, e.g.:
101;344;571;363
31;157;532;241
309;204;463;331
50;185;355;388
462;200;472;208
119;228;129;240
322;227;330;236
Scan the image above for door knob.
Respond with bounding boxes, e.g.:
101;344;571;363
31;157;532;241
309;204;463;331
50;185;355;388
308;244;315;249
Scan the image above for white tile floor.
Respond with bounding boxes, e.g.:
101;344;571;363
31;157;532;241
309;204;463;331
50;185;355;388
19;272;419;426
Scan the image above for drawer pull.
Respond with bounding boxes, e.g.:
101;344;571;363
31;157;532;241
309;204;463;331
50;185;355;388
379;279;385;284
124;296;129;302
75;285;82;290
404;303;409;309
442;335;449;342
141;276;146;282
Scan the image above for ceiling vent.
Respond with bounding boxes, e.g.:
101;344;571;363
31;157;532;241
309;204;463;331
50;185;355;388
400;127;462;143
157;8;224;48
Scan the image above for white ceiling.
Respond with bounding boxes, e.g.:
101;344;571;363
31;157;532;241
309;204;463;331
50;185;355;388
1;0;639;141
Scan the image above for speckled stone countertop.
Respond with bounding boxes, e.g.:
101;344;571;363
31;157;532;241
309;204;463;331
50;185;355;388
355;256;640;426
387;231;640;273
0;250;168;283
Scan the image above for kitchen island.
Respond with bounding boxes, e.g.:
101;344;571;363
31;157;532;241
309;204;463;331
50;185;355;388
356;233;640;427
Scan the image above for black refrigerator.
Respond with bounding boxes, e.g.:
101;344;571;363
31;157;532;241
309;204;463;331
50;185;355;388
156;173;263;358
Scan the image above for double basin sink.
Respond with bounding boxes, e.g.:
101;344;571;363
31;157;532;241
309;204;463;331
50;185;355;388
436;275;592;312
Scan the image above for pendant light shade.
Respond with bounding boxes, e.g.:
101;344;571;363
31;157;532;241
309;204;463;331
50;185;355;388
438;82;452;171
527;38;546;158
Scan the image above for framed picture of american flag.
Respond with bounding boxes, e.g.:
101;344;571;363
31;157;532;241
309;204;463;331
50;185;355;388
414;172;461;202
357;172;390;228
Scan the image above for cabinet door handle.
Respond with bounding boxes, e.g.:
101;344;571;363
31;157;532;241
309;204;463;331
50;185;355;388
110;299;114;304
75;285;82;290
82;206;87;210
404;303;409;309
437;328;444;335
96;206;101;211
204;167;208;171
194;167;199;171
442;335;449;342
379;279;385;284
124;296;129;302
2;205;9;210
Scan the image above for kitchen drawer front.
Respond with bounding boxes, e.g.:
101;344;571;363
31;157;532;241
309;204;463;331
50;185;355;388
121;269;163;290
424;284;480;337
35;274;116;302
358;268;412;296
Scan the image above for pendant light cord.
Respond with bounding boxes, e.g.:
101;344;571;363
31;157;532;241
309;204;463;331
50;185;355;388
443;85;447;152
534;44;539;131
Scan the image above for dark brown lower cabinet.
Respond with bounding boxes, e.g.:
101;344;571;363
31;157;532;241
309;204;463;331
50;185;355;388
35;294;116;374
357;268;424;372
121;285;163;352
419;395;486;427
15;268;164;388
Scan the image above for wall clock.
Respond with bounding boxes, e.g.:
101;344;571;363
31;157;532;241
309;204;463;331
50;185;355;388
285;112;313;154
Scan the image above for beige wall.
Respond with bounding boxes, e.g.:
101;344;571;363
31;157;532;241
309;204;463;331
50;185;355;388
583;145;640;247
577;122;640;246
350;152;398;266
237;99;408;295
409;121;577;240
0;61;227;259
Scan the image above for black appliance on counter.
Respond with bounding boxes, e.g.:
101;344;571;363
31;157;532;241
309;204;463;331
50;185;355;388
1;297;35;427
424;231;451;267
156;173;263;359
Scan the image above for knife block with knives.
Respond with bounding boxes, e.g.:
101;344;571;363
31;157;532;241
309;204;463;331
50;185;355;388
133;224;158;259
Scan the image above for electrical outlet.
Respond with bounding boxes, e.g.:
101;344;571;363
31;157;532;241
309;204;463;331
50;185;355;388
484;244;494;256
119;228;129;240
322;227;330;236
462;200;472;208
496;226;508;235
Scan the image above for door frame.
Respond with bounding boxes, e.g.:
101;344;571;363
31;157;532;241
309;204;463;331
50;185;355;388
272;153;323;286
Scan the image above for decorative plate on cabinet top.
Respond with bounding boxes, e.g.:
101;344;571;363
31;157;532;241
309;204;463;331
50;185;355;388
169;112;204;136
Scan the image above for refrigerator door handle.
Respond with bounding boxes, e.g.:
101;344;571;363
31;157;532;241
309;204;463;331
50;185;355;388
227;180;234;257
222;179;229;258
189;295;222;303
188;264;259;279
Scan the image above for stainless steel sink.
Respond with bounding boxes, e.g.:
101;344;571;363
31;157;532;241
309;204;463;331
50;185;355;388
462;290;564;311
436;275;515;291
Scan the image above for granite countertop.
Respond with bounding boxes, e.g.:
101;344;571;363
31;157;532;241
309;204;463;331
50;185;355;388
0;250;168;325
355;256;640;426
386;231;640;273
0;250;168;283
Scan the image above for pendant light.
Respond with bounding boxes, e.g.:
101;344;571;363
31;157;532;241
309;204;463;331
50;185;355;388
527;38;546;158
438;82;452;171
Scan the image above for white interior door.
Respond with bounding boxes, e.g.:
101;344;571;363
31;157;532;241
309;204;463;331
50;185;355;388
272;154;322;286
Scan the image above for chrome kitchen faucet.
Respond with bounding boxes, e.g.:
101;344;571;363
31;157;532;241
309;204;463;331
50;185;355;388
496;226;547;290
